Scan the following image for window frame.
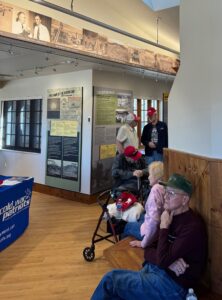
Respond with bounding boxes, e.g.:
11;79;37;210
1;98;42;153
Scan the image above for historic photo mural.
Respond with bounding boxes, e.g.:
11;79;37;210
0;1;179;75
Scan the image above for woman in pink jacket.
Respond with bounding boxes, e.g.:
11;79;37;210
122;161;165;248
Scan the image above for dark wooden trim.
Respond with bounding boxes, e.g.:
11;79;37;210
33;183;100;204
137;98;141;145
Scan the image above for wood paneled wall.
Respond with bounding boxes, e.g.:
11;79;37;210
164;148;222;295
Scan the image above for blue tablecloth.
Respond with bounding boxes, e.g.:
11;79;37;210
0;176;34;251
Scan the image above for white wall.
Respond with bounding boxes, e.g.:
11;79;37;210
93;70;172;100
168;0;222;158
0;68;173;194
0;69;93;194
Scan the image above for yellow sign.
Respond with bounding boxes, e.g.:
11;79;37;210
50;120;78;137
100;144;116;160
163;92;169;101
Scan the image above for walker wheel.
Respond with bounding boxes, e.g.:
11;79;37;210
83;247;95;262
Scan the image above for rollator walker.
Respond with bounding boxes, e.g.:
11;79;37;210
83;178;150;262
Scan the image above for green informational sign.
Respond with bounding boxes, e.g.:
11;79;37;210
95;94;117;125
91;87;133;194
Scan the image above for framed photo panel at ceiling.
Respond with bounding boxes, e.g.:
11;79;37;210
91;86;133;194
45;87;83;192
0;1;179;76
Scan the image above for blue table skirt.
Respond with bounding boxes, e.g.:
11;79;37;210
0;176;34;251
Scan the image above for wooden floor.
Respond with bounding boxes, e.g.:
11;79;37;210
0;192;113;300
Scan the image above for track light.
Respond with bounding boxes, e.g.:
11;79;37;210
155;73;159;82
142;70;145;79
8;46;14;55
74;59;78;67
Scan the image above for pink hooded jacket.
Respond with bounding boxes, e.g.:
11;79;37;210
140;183;165;248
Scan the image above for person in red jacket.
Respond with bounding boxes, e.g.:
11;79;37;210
91;174;207;300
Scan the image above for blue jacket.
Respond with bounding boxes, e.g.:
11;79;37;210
141;121;168;156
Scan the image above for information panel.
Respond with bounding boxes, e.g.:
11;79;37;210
91;87;133;194
45;87;82;192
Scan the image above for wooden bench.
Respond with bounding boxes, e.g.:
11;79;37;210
104;237;222;300
104;236;143;271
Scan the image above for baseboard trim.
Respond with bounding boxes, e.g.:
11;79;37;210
33;183;99;204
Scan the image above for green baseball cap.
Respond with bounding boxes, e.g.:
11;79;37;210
159;173;193;196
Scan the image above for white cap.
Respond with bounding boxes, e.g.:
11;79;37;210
125;113;139;124
188;288;194;294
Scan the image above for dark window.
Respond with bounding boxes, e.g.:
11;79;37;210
2;99;42;153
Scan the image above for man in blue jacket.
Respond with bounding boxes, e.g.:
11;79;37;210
141;107;168;166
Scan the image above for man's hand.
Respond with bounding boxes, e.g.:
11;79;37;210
148;141;156;148
129;240;142;248
160;210;174;229
168;258;189;277
133;170;143;177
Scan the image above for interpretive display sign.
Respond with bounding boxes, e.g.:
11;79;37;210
45;87;82;192
91;87;133;194
50;120;78;137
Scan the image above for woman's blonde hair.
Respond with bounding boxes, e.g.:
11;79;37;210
148;161;164;181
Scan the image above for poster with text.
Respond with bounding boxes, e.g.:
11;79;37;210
46;87;82;191
91;87;133;194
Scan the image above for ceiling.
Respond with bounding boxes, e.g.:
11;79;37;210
143;0;180;11
0;0;180;83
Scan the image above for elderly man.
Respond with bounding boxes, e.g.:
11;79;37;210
116;112;140;154
91;174;207;300
141;107;168;166
112;145;148;193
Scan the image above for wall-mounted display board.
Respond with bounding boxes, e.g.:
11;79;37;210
0;1;179;75
45;87;82;192
91;87;133;194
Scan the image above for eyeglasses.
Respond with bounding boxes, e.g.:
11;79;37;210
165;189;186;197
